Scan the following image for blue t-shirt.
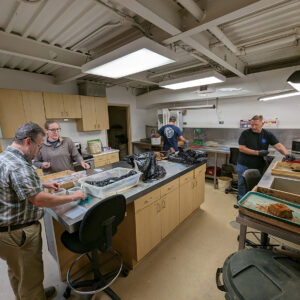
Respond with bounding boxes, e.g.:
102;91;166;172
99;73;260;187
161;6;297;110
158;124;182;151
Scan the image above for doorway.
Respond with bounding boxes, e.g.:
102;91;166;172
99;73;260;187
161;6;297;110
108;105;132;158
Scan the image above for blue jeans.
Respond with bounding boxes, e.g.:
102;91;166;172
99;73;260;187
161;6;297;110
236;163;249;201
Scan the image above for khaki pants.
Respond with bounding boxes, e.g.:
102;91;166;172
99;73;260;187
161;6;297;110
0;222;46;300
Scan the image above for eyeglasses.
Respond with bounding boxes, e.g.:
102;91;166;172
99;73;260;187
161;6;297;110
31;139;42;149
48;128;61;132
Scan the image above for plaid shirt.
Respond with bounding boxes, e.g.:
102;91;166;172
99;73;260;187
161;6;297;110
0;146;44;226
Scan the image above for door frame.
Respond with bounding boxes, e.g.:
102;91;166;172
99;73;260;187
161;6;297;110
108;104;133;155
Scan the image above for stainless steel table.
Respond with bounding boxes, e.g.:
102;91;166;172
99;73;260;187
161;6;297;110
192;146;230;189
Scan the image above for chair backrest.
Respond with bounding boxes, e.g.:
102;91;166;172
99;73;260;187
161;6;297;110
79;194;126;245
242;169;262;192
229;148;240;165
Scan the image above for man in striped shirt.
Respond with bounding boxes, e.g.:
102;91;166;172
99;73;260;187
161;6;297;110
0;122;85;300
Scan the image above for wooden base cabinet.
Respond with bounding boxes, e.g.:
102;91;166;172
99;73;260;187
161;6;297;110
160;179;180;239
193;165;205;211
179;171;194;223
136;200;162;261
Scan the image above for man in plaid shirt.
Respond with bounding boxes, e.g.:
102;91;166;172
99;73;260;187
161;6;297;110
0;122;85;300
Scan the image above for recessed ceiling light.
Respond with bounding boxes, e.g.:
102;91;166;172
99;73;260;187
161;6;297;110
258;91;300;101
160;71;225;90
81;37;176;78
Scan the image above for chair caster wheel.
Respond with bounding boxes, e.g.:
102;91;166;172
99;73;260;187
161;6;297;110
63;287;71;299
121;267;130;277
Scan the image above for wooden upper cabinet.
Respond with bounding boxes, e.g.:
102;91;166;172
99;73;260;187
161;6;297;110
43;92;65;118
95;97;109;130
0;89;26;138
77;96;109;131
43;92;82;119
21;91;46;128
61;94;81;118
77;95;97;131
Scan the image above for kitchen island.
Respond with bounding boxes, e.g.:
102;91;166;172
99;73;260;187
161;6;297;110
44;160;206;280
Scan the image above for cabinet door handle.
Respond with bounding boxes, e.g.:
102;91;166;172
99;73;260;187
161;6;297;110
157;203;161;213
162;199;166;208
168;186;172;190
145;197;152;204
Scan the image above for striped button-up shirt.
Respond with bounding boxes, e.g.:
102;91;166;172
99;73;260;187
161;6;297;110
0;146;44;226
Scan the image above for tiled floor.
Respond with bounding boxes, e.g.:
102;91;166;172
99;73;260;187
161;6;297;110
0;181;240;300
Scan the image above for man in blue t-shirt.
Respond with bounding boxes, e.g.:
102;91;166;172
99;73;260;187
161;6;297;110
155;116;188;152
237;115;294;200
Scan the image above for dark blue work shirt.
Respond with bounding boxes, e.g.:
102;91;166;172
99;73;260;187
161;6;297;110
158;124;182;151
237;128;279;169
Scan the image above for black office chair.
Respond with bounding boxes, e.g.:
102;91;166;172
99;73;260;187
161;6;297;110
61;194;127;300
240;169;278;249
225;148;239;195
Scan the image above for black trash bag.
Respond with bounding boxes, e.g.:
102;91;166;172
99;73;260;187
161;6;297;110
85;170;137;187
167;148;207;165
123;152;166;182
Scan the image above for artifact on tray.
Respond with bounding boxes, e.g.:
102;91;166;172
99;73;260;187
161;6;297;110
167;148;207;165
85;170;137;187
155;151;167;161
267;203;293;219
123;152;166;182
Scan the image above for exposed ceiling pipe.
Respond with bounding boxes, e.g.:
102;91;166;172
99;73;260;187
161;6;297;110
209;26;239;54
239;33;300;55
148;62;206;78
70;21;124;51
176;0;205;22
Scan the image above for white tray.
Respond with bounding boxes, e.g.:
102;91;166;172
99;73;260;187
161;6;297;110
78;167;142;198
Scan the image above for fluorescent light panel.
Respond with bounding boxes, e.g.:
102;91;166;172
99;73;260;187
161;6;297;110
288;81;300;92
160;71;225;90
258;91;300;101
287;70;300;92
169;104;215;110
82;37;176;78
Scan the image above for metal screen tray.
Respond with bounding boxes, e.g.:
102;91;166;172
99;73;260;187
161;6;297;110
238;191;300;227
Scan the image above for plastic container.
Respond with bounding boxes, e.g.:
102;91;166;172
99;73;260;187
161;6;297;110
218;177;232;191
88;139;102;154
67;186;82;194
151;137;161;145
52;188;66;195
78;167;142;198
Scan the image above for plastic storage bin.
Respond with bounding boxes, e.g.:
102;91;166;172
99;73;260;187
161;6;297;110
78;167;142;198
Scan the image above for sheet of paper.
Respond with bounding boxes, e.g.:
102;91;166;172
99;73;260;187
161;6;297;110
64;205;87;219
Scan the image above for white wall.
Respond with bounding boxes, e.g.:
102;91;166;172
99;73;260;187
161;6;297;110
0;68;77;94
106;86;148;141
0;68;106;150
144;94;300;129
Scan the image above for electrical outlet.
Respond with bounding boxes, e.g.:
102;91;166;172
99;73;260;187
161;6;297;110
219;121;224;124
183;122;187;125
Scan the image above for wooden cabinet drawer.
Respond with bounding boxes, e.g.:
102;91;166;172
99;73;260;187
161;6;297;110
194;164;206;177
135;189;161;212
161;178;179;197
179;171;194;185
110;152;119;162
